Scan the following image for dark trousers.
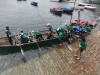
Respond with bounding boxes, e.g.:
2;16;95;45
8;37;13;45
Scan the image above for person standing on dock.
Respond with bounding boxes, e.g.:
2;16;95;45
74;38;87;59
6;26;13;45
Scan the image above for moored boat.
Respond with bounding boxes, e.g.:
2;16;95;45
84;6;96;11
78;3;91;6
71;19;97;28
73;7;84;11
31;1;38;6
50;8;63;16
60;6;73;15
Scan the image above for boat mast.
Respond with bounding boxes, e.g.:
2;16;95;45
69;0;77;24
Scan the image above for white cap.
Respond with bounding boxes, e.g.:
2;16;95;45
47;23;50;26
31;30;34;33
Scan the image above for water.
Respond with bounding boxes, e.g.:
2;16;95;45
0;0;100;36
0;0;100;73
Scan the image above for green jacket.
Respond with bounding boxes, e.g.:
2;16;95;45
6;30;11;37
22;33;28;42
80;41;87;50
6;30;11;35
34;31;41;37
58;32;66;39
57;27;64;32
86;26;92;32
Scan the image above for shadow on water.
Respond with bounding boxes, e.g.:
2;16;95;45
0;45;57;73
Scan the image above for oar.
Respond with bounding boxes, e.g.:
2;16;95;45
35;41;41;57
30;30;41;57
56;37;73;50
14;31;26;62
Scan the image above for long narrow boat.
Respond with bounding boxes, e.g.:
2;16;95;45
84;6;97;11
78;3;91;6
0;30;61;55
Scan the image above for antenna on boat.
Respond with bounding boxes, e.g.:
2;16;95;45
69;0;77;24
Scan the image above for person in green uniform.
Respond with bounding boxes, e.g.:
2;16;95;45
47;23;53;32
56;26;64;34
74;38;87;59
6;26;13;45
58;31;66;46
21;30;29;43
86;26;92;32
33;31;44;41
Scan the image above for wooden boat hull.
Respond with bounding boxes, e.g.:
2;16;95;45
50;8;63;16
84;6;96;11
0;38;61;55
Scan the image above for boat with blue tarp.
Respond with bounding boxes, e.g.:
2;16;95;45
60;6;73;15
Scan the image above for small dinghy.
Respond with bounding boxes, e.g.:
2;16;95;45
78;3;91;6
84;6;96;11
31;1;38;6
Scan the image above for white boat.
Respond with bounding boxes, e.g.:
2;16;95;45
84;6;96;11
73;7;84;10
78;3;91;6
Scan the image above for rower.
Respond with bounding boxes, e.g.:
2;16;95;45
58;31;67;46
46;23;53;32
5;26;13;45
32;31;44;41
56;26;64;34
46;23;54;39
15;35;21;45
20;30;29;43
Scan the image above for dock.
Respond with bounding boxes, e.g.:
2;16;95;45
0;29;100;75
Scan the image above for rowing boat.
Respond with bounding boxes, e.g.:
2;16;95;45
78;3;91;6
84;6;97;11
50;8;63;16
0;30;61;55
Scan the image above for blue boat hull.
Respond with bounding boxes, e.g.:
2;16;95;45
31;1;38;6
50;9;62;16
61;7;73;15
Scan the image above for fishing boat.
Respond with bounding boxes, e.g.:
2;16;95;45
60;6;73;15
50;8;63;16
78;3;91;6
31;1;38;6
84;6;96;11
